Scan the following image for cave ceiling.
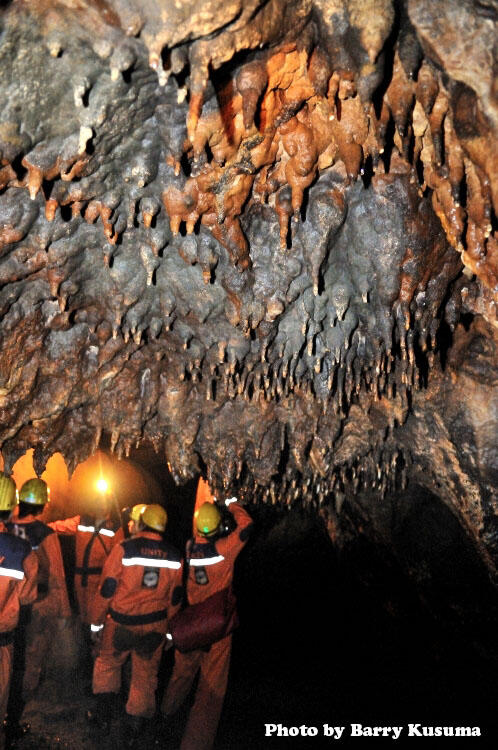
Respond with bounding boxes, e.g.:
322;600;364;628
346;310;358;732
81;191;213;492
0;1;496;572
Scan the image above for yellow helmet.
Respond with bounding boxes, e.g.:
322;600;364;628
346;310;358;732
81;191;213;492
195;502;221;537
130;503;148;522
19;478;49;505
0;473;17;512
141;504;167;532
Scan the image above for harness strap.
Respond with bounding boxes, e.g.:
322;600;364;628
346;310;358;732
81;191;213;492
80;524;113;587
109;607;168;626
75;566;103;577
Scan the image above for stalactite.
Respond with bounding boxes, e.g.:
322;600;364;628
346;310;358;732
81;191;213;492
0;0;495;577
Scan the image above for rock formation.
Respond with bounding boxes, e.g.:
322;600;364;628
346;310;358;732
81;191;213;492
0;1;496;574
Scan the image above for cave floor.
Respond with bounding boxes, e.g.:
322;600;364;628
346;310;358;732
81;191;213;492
11;600;498;749
17;671;94;750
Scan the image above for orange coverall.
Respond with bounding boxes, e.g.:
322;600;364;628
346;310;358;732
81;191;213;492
7;514;71;695
0;523;38;750
91;531;182;718
162;500;253;750
49;515;123;624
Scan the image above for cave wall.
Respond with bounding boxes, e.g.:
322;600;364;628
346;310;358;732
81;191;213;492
0;1;496;573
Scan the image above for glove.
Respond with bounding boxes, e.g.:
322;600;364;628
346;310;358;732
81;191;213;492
215;503;237;537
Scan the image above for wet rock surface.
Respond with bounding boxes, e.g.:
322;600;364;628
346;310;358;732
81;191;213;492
0;0;496;580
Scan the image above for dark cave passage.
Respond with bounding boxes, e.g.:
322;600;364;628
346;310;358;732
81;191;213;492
219;487;498;747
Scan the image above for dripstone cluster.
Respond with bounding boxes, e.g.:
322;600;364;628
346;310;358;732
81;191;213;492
0;1;496;574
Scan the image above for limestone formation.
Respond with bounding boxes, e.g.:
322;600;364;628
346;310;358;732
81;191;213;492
0;1;496;574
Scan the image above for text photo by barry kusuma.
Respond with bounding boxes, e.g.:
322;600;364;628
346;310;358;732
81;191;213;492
263;723;485;740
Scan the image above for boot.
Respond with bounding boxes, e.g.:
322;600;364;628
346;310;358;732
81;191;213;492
122;714;145;749
4;718;31;747
85;692;117;734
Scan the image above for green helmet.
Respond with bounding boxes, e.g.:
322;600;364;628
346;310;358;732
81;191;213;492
19;478;49;505
0;473;17;512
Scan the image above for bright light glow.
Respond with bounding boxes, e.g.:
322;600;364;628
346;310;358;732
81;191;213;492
166;633;173;640
10;448;163;516
96;478;109;494
91;624;104;632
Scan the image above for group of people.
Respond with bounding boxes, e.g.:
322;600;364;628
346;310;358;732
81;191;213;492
0;472;252;749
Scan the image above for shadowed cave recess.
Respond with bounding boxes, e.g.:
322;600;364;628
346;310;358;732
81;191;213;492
0;0;498;740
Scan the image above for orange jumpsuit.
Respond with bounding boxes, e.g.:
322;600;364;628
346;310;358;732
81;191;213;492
49;515;123;624
91;531;182;718
162;501;253;750
0;524;38;750
7;514;71;695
